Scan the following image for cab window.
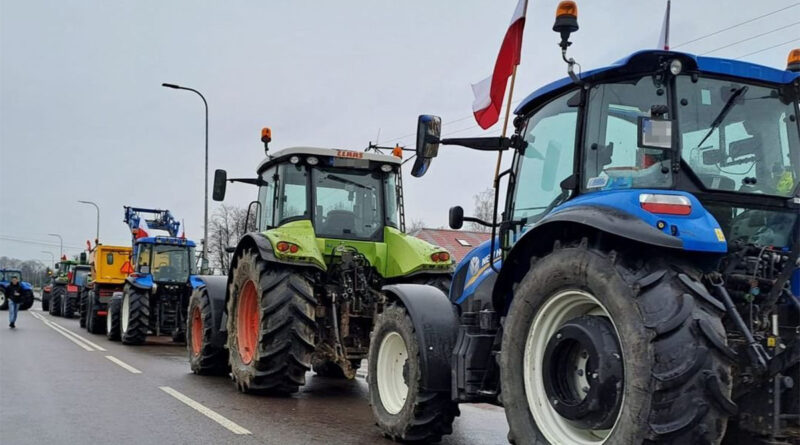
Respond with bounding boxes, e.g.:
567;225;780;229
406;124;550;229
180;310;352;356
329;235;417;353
512;90;578;224
258;166;277;230
137;244;152;273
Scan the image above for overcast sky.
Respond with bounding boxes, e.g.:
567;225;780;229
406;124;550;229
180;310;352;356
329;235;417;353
2;0;798;263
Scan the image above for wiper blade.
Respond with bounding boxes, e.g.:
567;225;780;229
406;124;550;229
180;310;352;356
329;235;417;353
694;86;748;151
323;173;373;190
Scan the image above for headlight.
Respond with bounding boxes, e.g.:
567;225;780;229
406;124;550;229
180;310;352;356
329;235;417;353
669;59;682;76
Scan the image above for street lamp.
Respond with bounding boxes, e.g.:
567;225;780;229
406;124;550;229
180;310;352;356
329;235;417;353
48;233;63;258
162;82;209;273
77;200;100;242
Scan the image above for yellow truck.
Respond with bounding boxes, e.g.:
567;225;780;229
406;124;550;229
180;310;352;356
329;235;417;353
80;244;132;334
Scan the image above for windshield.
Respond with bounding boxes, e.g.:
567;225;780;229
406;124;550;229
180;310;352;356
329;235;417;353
679;76;800;197
151;245;192;283
73;269;90;286
1;271;21;281
312;167;385;240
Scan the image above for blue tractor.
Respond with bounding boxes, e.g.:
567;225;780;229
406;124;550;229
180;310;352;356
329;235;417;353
106;206;203;345
367;4;800;444
0;269;34;311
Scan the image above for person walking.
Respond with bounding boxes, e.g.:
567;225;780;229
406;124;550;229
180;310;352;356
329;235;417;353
6;276;23;328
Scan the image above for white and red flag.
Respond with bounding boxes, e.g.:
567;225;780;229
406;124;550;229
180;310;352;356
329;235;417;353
135;218;150;239
472;0;529;130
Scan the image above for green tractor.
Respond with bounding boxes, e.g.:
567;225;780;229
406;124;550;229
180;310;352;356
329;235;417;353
48;259;77;317
187;133;454;395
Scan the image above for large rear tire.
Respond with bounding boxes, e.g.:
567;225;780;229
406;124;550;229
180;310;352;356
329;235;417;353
368;304;459;442
187;287;228;376
41;291;50;311
19;290;34;311
62;291;77;319
79;290;88;328
226;248;316;394
0;289;6;310
86;291;106;335
501;243;735;445
106;298;121;341
49;286;64;316
121;286;149;345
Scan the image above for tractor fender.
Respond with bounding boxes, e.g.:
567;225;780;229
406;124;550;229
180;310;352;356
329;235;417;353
382;284;459;392
125;275;153;291
492;204;691;314
194;275;228;336
231;232;325;273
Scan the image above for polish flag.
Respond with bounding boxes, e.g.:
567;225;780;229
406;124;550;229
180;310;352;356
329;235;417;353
472;0;528;130
657;0;671;50
135;218;150;239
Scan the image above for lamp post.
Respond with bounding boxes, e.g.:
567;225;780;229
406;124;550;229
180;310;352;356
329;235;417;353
78;200;100;242
162;82;209;273
48;233;63;258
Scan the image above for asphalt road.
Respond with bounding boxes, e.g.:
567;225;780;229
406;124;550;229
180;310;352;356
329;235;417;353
0;301;509;445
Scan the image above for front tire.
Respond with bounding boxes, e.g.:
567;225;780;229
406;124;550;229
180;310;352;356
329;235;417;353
41;291;50;311
501;243;734;445
79;290;88;328
121;286;149;345
62;291;76;319
106;298;121;341
187;287;228;376
0;289;7;310
368;304;459;442
226;248;316;394
86;291;106;335
49;286;64;316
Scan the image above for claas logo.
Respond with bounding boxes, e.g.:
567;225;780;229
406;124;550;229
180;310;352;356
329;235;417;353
336;150;363;159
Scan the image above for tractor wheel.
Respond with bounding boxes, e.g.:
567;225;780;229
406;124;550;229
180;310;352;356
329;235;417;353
41;291;50;311
106;298;121;341
62;292;76;319
227;248;316;394
187;288;228;376
19;290;34;310
121;286;149;345
79;291;88;328
86;292;105;335
368;304;459;442
0;289;7;310
501;242;735;445
49;286;64;316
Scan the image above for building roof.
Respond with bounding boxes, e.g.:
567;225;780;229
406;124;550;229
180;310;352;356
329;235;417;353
411;228;491;262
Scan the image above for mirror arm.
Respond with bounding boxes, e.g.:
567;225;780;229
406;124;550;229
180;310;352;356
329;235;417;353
228;178;269;186
462;216;498;228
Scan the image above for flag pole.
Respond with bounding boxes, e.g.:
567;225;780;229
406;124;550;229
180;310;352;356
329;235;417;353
493;64;518;183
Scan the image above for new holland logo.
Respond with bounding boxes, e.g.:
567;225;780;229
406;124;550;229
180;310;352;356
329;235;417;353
468;256;480;278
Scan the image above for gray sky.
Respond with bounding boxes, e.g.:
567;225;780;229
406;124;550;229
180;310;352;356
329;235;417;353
2;0;798;262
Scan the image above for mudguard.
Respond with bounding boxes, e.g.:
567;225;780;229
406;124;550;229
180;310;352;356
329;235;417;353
126;275;153;291
493;190;728;313
231;232;325;273
194;275;228;339
382;284;459;392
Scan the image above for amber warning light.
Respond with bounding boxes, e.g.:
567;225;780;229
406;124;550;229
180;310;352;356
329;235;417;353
788;48;800;72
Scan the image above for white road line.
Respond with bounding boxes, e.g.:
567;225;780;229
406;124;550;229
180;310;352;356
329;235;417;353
47;320;107;351
30;313;94;351
105;355;142;374
159;386;252;435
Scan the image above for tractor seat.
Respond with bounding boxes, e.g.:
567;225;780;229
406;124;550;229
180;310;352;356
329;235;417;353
323;210;356;235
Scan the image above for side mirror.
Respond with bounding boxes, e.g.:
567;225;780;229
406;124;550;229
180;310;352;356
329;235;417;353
411;115;442;178
449;206;464;230
213;169;227;201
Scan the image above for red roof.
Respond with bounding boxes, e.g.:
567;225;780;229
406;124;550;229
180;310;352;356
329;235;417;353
412;229;491;262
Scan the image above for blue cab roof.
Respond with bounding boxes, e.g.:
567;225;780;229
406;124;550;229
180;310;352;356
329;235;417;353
136;236;196;247
515;50;800;115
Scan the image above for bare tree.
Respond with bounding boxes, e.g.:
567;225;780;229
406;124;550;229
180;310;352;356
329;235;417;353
208;205;256;273
0;256;49;287
470;188;495;232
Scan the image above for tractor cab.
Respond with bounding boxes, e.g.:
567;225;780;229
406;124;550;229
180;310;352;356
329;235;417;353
132;237;197;284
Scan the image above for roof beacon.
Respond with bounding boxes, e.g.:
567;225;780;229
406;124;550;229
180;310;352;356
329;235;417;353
788;48;800;72
553;1;581;83
261;127;272;155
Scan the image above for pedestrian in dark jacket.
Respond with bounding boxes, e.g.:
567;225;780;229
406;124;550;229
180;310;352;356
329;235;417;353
7;276;23;328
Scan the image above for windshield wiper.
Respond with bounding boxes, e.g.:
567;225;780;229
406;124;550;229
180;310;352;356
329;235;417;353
323;173;374;190
694;85;748;151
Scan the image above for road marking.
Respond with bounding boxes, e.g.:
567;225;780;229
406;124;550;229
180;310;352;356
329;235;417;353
47;320;107;351
105;355;142;374
159;386;252;435
30;312;94;351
